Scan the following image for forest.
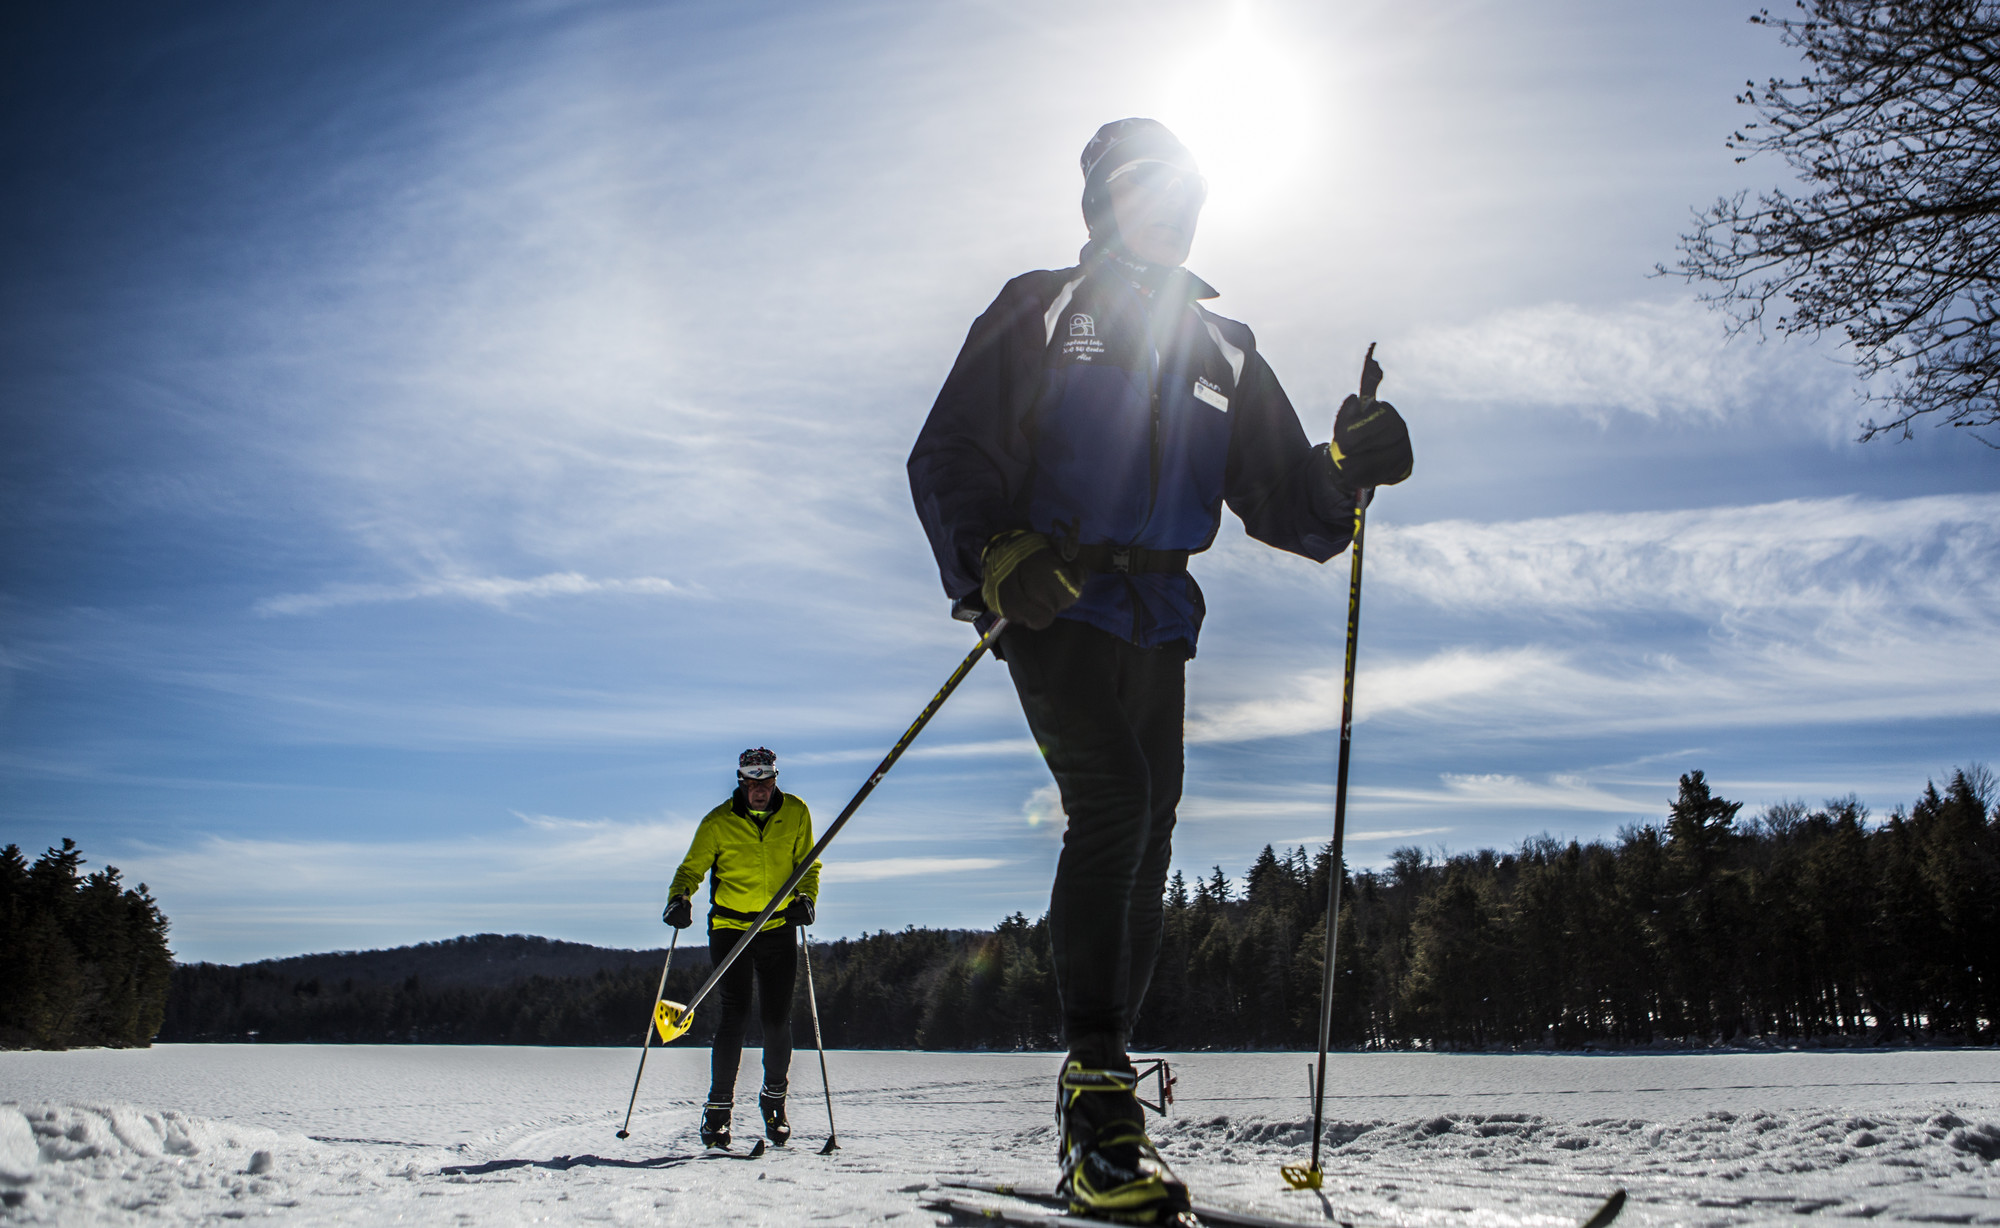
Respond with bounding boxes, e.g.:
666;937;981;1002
849;767;1998;1051
0;839;176;1048
150;766;1998;1051
0;764;1968;1056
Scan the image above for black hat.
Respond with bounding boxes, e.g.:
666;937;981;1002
1079;118;1198;238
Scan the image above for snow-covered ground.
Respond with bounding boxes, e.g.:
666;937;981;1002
2;1045;1996;1225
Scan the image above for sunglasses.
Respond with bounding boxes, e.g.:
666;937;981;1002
1105;159;1209;204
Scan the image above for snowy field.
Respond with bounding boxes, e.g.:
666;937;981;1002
2;1046;1996;1226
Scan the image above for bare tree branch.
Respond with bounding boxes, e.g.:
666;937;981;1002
1666;0;2000;444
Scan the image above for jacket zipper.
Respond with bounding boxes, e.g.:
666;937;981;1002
1142;290;1172;527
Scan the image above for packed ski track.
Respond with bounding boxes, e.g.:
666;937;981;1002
2;1047;1995;1226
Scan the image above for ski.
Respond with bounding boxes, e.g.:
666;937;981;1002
924;1191;1203;1227
936;1179;1626;1228
935;1182;1304;1228
438;1138;765;1176
1578;1189;1626;1228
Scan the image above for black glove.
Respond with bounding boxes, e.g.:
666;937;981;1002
784;896;815;927
980;531;1084;630
1359;347;1385;400
663;895;692;929
1326;395;1412;491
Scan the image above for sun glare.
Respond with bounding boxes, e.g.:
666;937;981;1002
1153;1;1316;224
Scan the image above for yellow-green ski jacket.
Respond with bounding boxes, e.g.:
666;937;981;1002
669;789;821;932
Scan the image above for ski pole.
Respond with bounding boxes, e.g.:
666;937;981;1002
798;929;840;1153
615;927;680;1139
1282;344;1378;1193
633;618;1008;1112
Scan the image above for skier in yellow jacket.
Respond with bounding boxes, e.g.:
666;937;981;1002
664;747;821;1149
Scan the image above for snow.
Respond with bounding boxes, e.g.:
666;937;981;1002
1;1046;1995;1225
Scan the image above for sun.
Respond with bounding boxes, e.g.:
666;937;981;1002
1152;1;1317;225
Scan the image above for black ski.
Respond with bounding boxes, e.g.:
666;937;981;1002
924;1191;1202;1227
935;1182;1293;1228
439;1138;764;1176
1578;1189;1626;1228
935;1179;1625;1228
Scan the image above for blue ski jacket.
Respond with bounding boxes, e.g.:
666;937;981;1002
908;256;1357;654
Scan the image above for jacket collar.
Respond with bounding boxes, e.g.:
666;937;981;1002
1076;240;1218;301
730;786;786;819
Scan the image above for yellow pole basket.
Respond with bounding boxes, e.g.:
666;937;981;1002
1279;1163;1323;1190
654;999;693;1043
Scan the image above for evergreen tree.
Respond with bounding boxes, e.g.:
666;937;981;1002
1;839;174;1049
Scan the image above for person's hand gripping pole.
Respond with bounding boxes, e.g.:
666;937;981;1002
1324;343;1411;494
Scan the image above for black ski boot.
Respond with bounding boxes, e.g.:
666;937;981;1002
758;1084;791;1146
1055;1061;1190;1224
699;1101;731;1150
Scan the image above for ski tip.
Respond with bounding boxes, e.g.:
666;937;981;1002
1578;1189;1627;1228
748;1139;767;1159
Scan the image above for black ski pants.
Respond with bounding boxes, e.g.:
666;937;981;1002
1001;618;1185;1059
705;922;796;1104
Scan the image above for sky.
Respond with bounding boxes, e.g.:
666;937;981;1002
2;0;1993;964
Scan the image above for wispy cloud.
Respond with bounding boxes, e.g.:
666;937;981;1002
819;857;1010;883
1187;494;2000;744
1187;647;1555;743
1359;774;1660;814
1396;297;1849;421
1346;826;1453;842
789;738;1039;767
1177;795;1334;822
256;572;687;616
115;810;696;953
1372;492;1998;621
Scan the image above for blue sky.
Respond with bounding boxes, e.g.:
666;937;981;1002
3;0;1993;964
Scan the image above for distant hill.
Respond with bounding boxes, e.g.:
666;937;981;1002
160;932;715;1045
203;933;690;990
155;929;990;1047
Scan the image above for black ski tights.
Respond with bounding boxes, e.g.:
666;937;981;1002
705;923;797;1104
1001;619;1184;1056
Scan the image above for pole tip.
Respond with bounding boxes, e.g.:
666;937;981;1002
820;1137;841;1154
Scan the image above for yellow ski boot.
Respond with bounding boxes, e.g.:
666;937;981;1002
1055;1061;1191;1225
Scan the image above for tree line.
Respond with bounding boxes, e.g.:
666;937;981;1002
91;765;2000;1050
1;839;175;1048
955;767;1996;1051
803;766;1998;1050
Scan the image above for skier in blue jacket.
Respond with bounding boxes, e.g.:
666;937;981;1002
908;119;1412;1221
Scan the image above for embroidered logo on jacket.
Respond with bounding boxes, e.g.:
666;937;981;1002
1061;312;1105;362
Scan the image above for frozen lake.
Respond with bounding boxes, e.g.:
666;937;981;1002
3;1045;1996;1225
